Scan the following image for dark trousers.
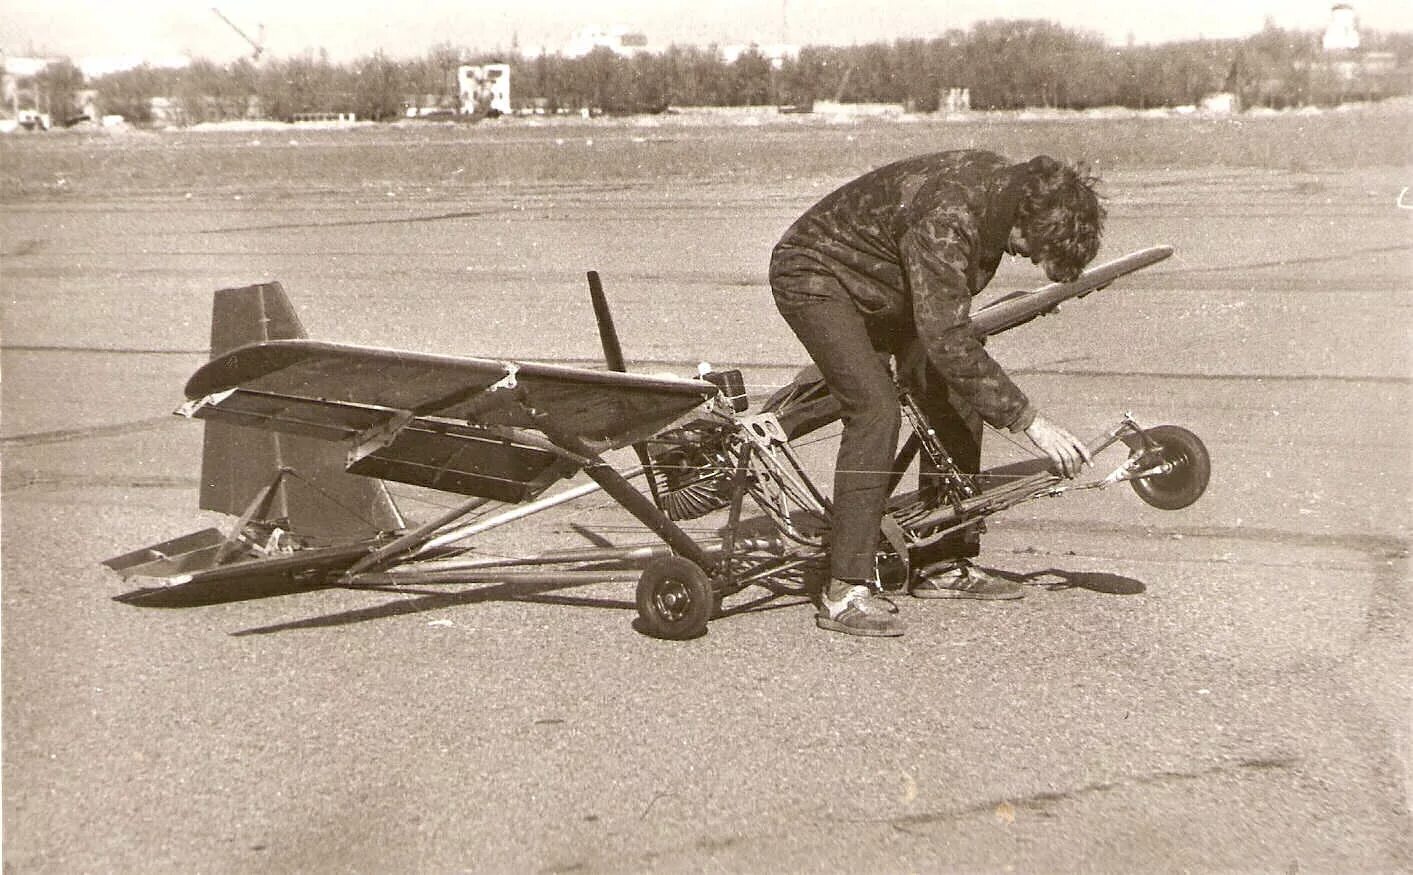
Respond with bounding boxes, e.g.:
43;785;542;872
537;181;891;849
895;341;984;568
774;286;982;581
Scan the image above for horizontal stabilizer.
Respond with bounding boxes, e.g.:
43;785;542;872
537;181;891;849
111;539;386;607
102;528;236;580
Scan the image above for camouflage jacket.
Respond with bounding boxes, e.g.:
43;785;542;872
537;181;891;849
770;149;1034;432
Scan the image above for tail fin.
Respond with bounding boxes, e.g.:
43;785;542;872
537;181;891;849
198;282;405;543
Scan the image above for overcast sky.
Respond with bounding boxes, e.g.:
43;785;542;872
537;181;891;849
4;0;1411;63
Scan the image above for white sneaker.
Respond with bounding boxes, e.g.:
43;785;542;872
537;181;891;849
816;583;904;637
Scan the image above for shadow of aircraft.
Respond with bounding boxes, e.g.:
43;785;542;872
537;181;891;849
986;565;1147;595
114;500;1137;641
115;572;331;608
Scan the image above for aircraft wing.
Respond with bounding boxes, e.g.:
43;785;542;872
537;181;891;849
971;245;1173;336
181;340;719;502
766;245;1176;441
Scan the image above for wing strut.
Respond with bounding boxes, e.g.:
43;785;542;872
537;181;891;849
518;369;713;570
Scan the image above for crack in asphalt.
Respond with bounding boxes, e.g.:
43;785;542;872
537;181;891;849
3;472;197;491
1000;518;1409;560
0;415;176;448
2;345;205;355
1157;242;1413;275
199;207;505;233
544;756;1302;873
1007;367;1411;386
880;755;1303;832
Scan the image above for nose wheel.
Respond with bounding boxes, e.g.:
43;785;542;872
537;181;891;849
1128;425;1211;510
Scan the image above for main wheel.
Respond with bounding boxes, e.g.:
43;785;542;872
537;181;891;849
1129;425;1211;510
635;557;715;640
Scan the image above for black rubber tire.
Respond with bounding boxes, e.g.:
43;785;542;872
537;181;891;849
635;557;714;640
1129;425;1211;510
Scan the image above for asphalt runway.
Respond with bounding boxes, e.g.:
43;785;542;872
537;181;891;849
2;124;1410;872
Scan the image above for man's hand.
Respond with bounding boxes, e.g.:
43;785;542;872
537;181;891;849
1024;414;1092;478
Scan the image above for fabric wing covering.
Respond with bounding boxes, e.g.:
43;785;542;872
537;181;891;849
182;340;719;503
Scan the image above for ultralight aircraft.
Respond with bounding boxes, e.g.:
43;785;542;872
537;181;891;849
104;245;1210;639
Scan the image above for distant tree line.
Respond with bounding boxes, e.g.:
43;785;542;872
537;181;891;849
67;19;1413;125
88;46;463;124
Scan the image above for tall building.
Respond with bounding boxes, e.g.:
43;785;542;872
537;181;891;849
1322;3;1360;53
458;64;511;116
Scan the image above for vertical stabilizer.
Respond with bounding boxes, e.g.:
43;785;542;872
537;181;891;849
198;283;405;541
209;280;307;356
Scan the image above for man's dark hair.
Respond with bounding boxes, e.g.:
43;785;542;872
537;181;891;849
1016;156;1106;282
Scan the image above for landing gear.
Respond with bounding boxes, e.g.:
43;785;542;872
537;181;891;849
635;557;716;640
1129;425;1211;510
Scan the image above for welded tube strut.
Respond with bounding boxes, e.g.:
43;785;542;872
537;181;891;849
415;465;646;555
343;494;494;578
901;418;1140;546
368;535;787;580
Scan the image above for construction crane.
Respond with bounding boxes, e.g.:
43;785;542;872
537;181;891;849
211;7;266;62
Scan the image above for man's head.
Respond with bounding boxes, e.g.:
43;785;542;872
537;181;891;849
1010;156;1105;283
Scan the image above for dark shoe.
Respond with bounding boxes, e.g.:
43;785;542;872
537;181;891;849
816;583;904;637
910;559;1024;600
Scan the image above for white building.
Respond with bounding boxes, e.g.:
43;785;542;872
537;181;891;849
1323;3;1360;52
457;64;511;116
2;54;57;122
1;54;54;79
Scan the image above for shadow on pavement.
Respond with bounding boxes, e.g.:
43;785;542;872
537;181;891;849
989;565;1147;595
114;574;330;607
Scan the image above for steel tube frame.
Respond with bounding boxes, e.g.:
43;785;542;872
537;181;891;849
361;535;790;582
900;418;1140;545
344;494;493;577
414;465;645;555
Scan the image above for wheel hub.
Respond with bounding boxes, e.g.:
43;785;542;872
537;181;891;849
654;581;690;619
